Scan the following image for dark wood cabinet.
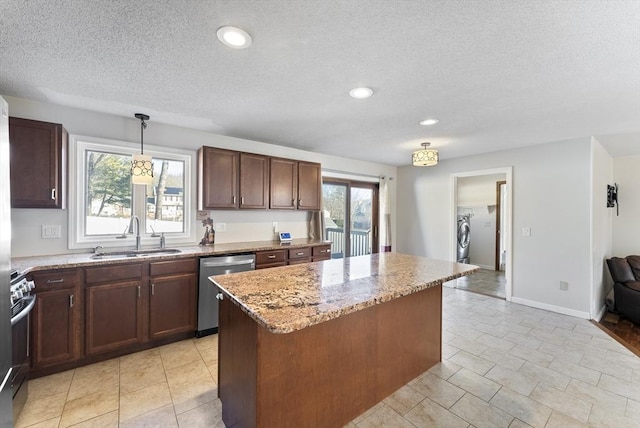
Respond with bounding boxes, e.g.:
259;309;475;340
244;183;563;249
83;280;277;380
312;244;332;262
29;269;80;371
270;159;321;211
9;117;67;208
149;259;197;340
239;153;269;209
297;161;322;211
198;147;239;209
255;249;287;269
269;158;298;210
288;247;311;264
85;264;144;356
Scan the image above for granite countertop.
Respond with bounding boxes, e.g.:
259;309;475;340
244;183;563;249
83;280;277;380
11;238;330;274
211;253;479;334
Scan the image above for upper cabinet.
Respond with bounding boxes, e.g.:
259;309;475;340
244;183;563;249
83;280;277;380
198;147;239;209
199;146;321;211
239;153;269;209
270;158;321;211
9;117;67;208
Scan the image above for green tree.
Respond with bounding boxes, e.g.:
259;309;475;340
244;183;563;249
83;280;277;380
87;152;131;216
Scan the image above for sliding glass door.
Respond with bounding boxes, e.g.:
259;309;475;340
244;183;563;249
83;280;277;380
322;180;379;259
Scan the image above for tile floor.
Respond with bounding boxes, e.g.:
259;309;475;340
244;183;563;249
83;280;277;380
455;268;506;299
16;287;640;427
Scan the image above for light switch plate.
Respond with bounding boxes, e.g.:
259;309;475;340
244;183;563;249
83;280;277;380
42;224;61;239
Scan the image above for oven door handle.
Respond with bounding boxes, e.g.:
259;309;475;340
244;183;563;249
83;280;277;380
11;295;36;326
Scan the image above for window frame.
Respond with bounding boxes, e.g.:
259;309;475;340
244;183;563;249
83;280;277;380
68;134;196;249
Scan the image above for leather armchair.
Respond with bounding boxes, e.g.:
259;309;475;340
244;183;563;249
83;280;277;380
606;255;640;325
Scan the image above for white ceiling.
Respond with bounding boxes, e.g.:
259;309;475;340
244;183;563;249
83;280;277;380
1;0;639;165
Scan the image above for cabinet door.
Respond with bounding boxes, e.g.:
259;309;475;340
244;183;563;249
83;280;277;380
297;161;321;211
31;289;76;368
86;281;144;355
149;273;197;340
239;153;269;209
199;147;239;209
9;117;66;208
269;158;298;210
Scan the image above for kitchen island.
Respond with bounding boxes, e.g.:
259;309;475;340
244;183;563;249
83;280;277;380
211;252;478;428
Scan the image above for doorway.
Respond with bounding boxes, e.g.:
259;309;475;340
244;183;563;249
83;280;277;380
322;180;379;259
451;168;512;300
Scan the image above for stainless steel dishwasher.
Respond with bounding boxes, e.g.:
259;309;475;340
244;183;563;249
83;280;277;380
197;254;255;337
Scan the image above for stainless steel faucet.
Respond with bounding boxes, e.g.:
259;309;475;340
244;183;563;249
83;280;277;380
128;215;141;250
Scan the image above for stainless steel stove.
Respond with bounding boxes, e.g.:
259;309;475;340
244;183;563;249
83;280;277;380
9;270;36;422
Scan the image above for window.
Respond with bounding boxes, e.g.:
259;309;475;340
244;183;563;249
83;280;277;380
69;135;195;249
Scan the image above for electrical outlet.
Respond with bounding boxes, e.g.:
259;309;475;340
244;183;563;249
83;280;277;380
560;281;569;291
273;222;278;233
42;224;61;239
216;223;226;232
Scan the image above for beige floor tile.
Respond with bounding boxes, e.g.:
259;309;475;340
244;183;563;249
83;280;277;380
565;378;627;413
547;358;601;385
120;348;162;373
159;340;202;370
171;378;218;415
598;373;640;401
351;402;384;424
529;383;592;424
448;368;501;402
67;360;119;401
207;363;219;383
450;393;514;428
16;416;61;428
355;403;414;428
627;399;640;420
59;390;119;428
164;358;212;391
489;387;552;428
119;404;178;428
449;335;490;356
382;384;425;416
14;392;67;428
409;372;465;409
449;350;495;376
119;380;173;423
119;359;167;395
192;335;217;352
176;400;225;428
517;361;571;390
588;404;640;428
545;411;588;428
507;345;554;367
484;364;538;396
428;360;462;380
199;346;218;366
404;397;469;428
67;410;118;428
508;419;533;428
481;347;526;371
27;369;74;401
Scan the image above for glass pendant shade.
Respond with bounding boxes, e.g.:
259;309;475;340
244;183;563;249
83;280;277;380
412;142;438;166
131;153;153;184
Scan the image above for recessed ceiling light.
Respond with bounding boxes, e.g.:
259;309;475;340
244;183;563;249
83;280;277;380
420;118;439;126
217;26;252;49
349;87;374;99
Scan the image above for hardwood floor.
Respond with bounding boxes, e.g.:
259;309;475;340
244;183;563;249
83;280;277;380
596;312;640;358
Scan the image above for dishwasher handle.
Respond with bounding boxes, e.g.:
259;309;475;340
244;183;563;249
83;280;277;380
201;257;255;268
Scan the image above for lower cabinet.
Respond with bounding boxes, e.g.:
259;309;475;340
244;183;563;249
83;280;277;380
86;280;144;356
29;269;81;372
149;259;197;340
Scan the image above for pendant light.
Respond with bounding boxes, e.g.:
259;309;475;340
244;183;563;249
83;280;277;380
131;113;153;185
412;142;438;166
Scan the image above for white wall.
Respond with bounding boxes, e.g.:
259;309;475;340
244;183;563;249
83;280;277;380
612;155;640;256
590;138;613;320
6;96;397;257
397;138;593;318
457;174;505;206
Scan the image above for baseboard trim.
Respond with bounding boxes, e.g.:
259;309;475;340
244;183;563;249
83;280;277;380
594;304;607;322
475;264;494;270
510;297;591;319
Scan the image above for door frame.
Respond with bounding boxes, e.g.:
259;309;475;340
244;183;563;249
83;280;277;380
495;180;507;271
450;167;513;301
322;179;379;257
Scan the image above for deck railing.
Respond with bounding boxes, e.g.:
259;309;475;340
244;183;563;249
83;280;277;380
325;227;371;258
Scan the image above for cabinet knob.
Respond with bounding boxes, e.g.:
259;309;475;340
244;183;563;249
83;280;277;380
216;293;224;300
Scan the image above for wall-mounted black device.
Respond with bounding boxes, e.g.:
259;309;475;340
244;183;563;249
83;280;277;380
607;183;619;216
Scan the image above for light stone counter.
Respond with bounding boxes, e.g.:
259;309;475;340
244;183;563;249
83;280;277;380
11;238;329;274
211;252;478;334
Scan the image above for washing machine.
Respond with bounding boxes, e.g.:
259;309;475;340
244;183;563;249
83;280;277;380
457;215;470;263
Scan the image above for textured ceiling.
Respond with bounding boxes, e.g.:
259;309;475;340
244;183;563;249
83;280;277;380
1;0;639;165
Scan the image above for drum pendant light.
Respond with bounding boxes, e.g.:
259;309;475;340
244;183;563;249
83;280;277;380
131;113;153;185
412;142;438;166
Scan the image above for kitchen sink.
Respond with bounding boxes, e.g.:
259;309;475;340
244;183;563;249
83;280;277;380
90;248;182;259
